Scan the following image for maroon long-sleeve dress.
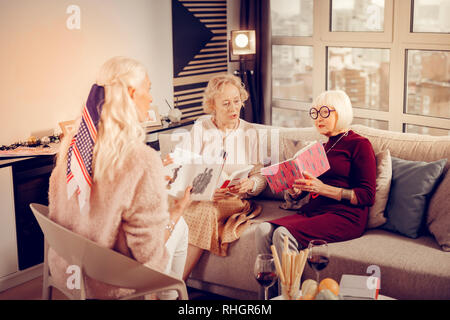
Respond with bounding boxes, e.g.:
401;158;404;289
270;130;377;248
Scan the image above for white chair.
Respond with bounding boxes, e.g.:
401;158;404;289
29;203;188;300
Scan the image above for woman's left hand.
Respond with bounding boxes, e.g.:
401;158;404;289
228;178;255;195
293;171;325;195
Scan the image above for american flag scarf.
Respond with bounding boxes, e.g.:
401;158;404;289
66;84;104;212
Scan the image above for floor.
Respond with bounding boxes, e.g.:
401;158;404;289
0;276;230;300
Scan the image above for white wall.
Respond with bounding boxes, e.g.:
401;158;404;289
0;0;173;145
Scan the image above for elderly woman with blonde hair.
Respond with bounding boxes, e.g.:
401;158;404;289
179;74;267;280
47;56;191;299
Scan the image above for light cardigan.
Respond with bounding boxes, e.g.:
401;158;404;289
180;116;267;196
47;134;170;299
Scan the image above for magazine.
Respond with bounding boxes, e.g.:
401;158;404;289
260;141;330;194
165;148;254;201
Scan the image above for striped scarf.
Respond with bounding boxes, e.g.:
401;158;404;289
66;84;104;212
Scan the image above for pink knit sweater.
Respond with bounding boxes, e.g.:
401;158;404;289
48;136;170;299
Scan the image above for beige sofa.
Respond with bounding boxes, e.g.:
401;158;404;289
186;124;450;300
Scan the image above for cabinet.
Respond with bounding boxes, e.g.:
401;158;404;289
0;156;55;291
0;166;19;279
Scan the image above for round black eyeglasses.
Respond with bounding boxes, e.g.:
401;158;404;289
309;106;336;120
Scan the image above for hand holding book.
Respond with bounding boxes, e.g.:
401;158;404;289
212;178;255;201
291;171;325;195
227;177;255;194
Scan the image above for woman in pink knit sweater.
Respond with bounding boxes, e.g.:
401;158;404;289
48;57;191;299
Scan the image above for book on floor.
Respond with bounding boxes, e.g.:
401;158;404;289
260;141;330;194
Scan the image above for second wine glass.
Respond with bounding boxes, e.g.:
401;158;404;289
307;239;329;283
254;254;278;300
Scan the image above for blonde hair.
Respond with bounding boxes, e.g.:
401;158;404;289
93;56;147;182
312;90;353;131
202;74;249;114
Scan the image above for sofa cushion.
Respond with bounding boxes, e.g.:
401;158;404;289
280;137;310;161
427;164;450;251
367;149;391;229
382;157;447;238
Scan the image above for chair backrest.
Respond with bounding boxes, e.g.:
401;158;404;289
30;203;185;292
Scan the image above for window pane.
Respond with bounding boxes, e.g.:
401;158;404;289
405;50;450;119
272;107;312;128
413;0;450;33
328;47;390;111
331;0;385;32
271;0;313;37
273;45;313;102
404;124;450;136
353;117;388;130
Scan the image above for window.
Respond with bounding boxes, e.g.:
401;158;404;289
271;0;313;37
269;0;450;136
331;0;385;32
272;45;313;102
271;108;311;128
405;50;450;119
328;47;390;111
412;0;450;33
404;124;450;136
353;117;389;130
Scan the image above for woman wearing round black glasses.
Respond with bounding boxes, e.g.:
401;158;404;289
256;90;377;260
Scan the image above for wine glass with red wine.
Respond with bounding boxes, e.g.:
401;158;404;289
307;239;329;283
254;254;278;300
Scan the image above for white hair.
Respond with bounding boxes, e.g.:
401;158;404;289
312;90;353;131
93;56;147;182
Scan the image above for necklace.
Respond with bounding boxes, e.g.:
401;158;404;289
325;131;349;154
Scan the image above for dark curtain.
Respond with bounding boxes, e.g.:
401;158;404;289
239;0;271;125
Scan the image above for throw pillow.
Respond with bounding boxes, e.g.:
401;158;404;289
367;149;391;229
280;138;309;161
426;165;450;251
381;157;447;238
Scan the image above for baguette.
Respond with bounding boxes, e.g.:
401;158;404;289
270;245;285;284
298;248;309;281
286;252;292;286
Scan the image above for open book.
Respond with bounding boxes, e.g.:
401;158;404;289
260;141;330;194
165;148;254;201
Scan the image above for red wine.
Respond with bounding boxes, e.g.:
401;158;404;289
255;272;277;287
307;255;329;271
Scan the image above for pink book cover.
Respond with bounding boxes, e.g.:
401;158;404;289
261;141;330;193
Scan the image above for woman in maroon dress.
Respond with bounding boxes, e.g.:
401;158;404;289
255;90;377;260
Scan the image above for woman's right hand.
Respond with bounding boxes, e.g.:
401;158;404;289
169;186;192;223
212;188;233;202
